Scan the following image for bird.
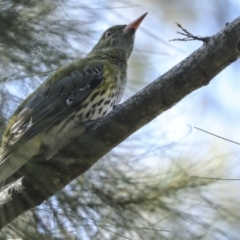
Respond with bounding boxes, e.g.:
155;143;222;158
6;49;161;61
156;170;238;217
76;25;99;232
0;12;148;186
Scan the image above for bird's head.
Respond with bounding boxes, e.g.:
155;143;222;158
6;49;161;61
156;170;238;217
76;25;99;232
89;12;147;59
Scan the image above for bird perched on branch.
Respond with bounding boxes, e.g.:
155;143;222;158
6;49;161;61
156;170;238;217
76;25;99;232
0;13;147;185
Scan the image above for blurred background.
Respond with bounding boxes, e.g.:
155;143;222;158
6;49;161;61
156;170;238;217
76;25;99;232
1;0;240;239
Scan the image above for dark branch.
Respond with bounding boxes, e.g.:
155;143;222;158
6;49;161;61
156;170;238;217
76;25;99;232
1;15;240;229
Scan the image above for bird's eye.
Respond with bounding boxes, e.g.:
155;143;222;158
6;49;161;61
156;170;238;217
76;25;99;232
105;31;112;38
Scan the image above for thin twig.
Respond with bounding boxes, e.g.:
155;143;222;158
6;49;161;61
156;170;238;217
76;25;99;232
195;127;240;146
170;23;210;43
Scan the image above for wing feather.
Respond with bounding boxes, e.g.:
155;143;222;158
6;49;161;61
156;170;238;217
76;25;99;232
8;66;103;145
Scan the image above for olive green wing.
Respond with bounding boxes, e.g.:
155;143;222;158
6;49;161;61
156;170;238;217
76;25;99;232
6;66;103;146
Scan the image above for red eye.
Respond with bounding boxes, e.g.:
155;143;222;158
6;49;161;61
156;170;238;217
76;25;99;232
105;31;112;38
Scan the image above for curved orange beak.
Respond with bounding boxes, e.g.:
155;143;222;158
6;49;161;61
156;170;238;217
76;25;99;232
123;12;148;32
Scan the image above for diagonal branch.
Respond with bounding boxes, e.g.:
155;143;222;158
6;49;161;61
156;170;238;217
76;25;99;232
1;16;240;229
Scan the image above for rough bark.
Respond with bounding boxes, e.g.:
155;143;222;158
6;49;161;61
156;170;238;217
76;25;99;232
1;16;240;229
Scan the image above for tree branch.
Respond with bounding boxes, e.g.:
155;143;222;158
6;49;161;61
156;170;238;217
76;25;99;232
1;16;240;229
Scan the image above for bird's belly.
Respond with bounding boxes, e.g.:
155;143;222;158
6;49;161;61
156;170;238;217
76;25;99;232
40;117;85;159
80;99;114;121
77;88;118;121
40;89;119;159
